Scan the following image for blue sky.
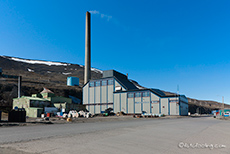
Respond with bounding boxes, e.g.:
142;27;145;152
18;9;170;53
1;0;230;104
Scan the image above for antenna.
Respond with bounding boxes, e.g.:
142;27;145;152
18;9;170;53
177;84;179;95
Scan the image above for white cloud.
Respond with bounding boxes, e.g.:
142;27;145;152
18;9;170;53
89;10;112;21
89;10;99;14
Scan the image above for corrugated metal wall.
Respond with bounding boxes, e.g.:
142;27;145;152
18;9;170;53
83;79;188;115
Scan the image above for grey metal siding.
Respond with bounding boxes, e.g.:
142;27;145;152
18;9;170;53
95;105;100;114
134;97;141;114
151;101;159;114
108;86;113;102
114;94;119;113
170;102;177;115
83;84;88;105
101;86;106;103
121;93;127;112
143;97;151;113
161;98;168;115
89;88;94;104
95;87;100;104
101;105;106;112
128;98;134;113
89;105;94;114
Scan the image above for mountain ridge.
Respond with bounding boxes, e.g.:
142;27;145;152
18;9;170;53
0;55;229;113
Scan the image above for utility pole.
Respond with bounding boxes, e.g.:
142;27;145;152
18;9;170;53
222;96;224;117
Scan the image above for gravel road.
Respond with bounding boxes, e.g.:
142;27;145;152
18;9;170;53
0;116;229;154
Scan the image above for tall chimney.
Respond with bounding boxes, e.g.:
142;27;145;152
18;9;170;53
84;11;91;84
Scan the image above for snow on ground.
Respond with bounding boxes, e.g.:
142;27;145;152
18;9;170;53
9;57;69;66
91;68;103;73
62;72;72;75
6;56;103;73
78;64;102;73
27;68;34;72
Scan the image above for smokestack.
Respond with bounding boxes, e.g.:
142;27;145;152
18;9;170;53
84;11;91;84
18;76;21;98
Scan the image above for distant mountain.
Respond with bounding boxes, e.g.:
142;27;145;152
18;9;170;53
0;55;229;113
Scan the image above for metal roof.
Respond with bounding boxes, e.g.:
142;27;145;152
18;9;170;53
14;96;50;101
114;76;138;90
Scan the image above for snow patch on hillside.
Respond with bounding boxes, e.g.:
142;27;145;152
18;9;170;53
9;57;69;66
62;72;72;75
27;68;34;72
91;68;103;73
5;56;103;74
79;64;102;73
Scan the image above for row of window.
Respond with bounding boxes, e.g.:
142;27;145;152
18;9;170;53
127;92;150;98
89;79;114;87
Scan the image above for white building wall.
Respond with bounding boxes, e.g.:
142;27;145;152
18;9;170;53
151;102;159;114
169;98;179;115
121;93;127;113
108;85;113;103
142;97;151;114
150;93;160;114
101;86;106;103
134;97;142;114
95;87;100;103
161;98;168;115
89;88;94;104
170;102;177;115
114;93;120;113
83;84;88;105
83;78;188;116
128;98;134;113
151;93;159;100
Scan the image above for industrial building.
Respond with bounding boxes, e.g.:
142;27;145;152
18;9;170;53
13;88;84;117
82;12;188;115
83;70;188;115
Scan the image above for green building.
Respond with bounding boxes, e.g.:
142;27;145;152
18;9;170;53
13;96;52;118
13;88;84;117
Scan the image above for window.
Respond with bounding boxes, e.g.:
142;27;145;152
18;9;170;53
108;79;113;85
128;93;134;98
151;100;159;103
95;81;100;87
102;80;107;86
135;92;141;97
89;82;95;87
142;91;150;97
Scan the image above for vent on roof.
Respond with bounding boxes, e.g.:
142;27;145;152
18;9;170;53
103;70;127;79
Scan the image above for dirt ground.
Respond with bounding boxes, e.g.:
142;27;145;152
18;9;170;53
0;112;188;127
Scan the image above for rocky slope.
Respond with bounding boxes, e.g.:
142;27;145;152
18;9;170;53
0;56;102;110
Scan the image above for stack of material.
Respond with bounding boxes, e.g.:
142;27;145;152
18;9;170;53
68;110;79;118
